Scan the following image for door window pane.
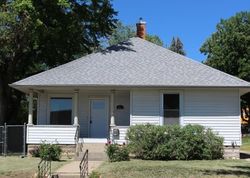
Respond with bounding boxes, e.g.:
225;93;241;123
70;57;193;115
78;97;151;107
50;98;72;125
163;94;179;125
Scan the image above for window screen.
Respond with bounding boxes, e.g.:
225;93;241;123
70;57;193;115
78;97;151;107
50;97;72;125
163;94;180;125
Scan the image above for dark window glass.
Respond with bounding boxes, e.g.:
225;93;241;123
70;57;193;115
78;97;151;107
50;98;72;125
163;94;179;125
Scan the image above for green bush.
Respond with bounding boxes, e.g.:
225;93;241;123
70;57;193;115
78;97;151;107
38;143;62;161
126;124;223;160
105;143;130;162
89;171;101;178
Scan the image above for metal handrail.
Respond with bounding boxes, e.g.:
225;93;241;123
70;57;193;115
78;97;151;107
38;159;51;178
79;149;88;178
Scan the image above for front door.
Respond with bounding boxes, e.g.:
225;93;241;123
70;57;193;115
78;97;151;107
89;98;108;138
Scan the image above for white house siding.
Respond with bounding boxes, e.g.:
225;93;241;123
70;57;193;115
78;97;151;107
130;90;160;125
130;88;241;146
26;125;77;144
183;89;241;146
112;126;129;144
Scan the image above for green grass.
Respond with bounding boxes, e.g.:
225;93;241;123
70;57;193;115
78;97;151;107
241;136;250;152
0;156;71;177
96;159;250;178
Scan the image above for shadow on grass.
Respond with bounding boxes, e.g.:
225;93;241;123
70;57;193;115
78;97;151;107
202;165;250;177
202;169;250;177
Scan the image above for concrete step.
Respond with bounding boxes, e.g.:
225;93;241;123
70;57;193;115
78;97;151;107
80;143;106;152
75;151;107;161
75;143;107;161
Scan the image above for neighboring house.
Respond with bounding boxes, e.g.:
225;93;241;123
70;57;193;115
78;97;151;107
10;20;250;158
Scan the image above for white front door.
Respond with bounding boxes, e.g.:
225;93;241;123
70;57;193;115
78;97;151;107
89;98;108;138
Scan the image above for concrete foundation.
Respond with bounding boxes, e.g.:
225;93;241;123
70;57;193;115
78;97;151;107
224;146;240;159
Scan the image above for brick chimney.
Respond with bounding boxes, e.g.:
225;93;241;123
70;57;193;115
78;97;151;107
136;18;146;39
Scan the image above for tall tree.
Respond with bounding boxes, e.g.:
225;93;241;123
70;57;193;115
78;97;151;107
0;0;117;124
200;11;250;124
168;37;186;55
108;21;164;46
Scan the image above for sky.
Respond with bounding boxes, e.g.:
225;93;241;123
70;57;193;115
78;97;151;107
113;0;250;62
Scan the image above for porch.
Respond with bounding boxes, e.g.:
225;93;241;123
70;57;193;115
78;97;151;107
26;89;130;145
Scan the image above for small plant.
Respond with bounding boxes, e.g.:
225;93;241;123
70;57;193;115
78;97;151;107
105;141;130;162
89;171;101;178
38;142;62;161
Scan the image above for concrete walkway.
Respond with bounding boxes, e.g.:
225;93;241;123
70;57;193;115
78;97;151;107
54;160;103;177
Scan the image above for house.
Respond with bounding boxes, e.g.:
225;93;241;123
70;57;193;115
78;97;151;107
10;20;250;158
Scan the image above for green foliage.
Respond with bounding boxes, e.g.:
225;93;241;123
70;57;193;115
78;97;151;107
201;11;250;82
168;37;186;55
200;11;250;126
145;35;164;46
105;143;130;162
89;171;101;178
108;21;164;46
0;0;117;124
32;143;62;161
126;124;224;160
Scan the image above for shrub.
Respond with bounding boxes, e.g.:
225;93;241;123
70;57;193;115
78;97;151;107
38;143;62;161
126;124;224;160
89;171;101;178
105;142;130;162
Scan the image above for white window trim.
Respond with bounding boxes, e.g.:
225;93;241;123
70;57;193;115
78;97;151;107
160;90;184;126
47;93;74;125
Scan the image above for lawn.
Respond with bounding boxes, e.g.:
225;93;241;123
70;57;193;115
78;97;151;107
0;156;71;178
96;159;250;178
241;136;250;152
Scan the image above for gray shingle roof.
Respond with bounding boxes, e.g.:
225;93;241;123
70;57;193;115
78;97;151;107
11;37;250;88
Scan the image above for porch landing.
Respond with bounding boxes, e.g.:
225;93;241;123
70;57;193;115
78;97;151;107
78;138;108;143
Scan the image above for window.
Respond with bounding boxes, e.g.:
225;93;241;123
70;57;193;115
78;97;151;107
50;97;72;125
163;94;180;125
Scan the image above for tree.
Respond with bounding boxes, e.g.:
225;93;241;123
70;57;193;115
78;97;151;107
168;37;186;55
0;0;117;124
108;21;164;46
200;11;250;125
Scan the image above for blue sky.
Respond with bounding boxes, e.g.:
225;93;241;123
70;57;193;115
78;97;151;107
113;0;250;62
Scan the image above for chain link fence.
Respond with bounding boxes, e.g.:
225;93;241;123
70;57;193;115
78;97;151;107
0;123;26;156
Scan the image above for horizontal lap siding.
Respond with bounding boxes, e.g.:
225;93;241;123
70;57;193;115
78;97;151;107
112;126;129;144
183;89;241;146
27;126;77;144
131;90;160;125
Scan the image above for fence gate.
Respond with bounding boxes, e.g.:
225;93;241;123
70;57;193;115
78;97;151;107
0;123;26;156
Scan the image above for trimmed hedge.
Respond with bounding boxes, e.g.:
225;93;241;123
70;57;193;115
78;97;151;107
126;124;224;160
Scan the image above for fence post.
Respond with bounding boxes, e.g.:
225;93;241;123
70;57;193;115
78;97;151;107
4;123;7;156
23;123;26;156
